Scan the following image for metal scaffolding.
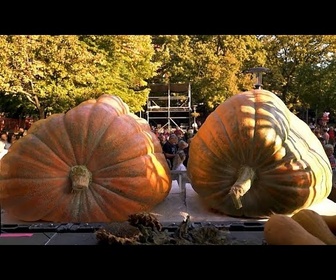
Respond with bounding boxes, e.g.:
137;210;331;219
146;83;191;130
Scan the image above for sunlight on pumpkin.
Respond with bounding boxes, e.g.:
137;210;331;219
145;154;169;181
273;135;285;160
139;129;171;193
255;117;273;128
97;95;130;116
264;129;277;143
257;107;278;119
142;131;155;154
240;104;255;115
240;116;256;139
138;152;172;198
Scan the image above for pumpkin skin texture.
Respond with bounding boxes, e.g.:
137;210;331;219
187;89;332;218
0;94;172;223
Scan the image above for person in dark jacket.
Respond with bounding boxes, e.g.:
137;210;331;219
162;133;178;169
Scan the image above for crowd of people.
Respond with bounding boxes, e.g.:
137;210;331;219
151;126;196;172
311;123;336;170
151;126;195;188
0;127;27;160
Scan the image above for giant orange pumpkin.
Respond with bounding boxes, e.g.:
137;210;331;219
0;94;171;223
187;89;332;218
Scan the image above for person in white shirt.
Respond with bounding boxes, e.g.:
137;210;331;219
172;150;187;171
0;132;11;150
171;150;190;193
0;140;8;160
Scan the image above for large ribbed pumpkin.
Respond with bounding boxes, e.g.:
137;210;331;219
187;89;332;218
0;94;171;223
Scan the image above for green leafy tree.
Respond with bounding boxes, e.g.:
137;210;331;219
260;35;336;117
0;35;109;119
150;35;266;112
79;35;160;113
0;35;160;119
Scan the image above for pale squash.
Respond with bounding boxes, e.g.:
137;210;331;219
291;209;336;245
319;215;336;235
264;214;326;245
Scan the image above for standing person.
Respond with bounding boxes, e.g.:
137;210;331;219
171;150;190;193
162;133;178;169
172;150;187;171
0;138;8;171
17;127;25;138
324;144;336;170
177;139;189;167
158;133;167;147
174;129;186;141
0;131;11;150
0;141;8;160
322;128;330;145
328;126;335;146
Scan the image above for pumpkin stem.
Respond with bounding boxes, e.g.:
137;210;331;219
70;165;92;192
229;166;255;209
